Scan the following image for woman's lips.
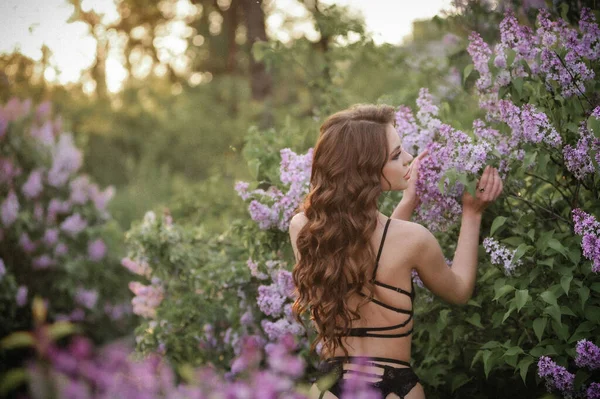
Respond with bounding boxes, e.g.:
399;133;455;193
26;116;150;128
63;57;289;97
404;169;411;180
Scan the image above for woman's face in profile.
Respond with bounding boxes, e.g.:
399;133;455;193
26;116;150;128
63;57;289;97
381;124;413;191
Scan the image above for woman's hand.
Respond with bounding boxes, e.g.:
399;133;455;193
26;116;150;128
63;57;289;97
401;149;429;208
462;165;503;215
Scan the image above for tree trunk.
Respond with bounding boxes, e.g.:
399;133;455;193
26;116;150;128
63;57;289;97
240;0;272;101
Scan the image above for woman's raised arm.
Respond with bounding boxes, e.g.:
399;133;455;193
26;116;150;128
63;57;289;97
412;166;503;304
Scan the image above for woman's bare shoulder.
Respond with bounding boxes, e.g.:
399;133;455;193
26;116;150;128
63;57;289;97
387;219;431;254
289;212;308;233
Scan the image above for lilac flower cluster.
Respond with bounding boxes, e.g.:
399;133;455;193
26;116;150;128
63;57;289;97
397;89;490;231
537;356;575;395
236;148;313;231
121;256;152;278
483;237;522;275
75;287;99;310
467;32;493;92
1;98;120;320
128;279;165;319
255;260;305;342
575;339;600;370
563;124;600;180
572;209;600;273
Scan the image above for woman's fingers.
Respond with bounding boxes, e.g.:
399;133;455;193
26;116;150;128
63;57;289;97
417;149;429;160
485;169;497;201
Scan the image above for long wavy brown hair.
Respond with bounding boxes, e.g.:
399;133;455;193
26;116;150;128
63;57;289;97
292;104;395;359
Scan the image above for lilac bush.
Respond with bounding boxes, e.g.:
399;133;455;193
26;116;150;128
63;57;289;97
235;148;313;231
0;98;134;340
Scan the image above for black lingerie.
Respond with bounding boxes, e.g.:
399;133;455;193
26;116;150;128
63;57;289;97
315;217;419;398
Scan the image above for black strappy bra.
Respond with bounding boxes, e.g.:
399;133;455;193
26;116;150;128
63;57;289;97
341;217;415;338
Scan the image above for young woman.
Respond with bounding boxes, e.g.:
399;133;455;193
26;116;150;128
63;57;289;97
289;104;503;399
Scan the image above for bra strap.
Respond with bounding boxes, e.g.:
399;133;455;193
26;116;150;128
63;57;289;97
372;217;391;280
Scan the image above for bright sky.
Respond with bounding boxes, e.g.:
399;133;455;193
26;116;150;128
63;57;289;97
0;0;452;92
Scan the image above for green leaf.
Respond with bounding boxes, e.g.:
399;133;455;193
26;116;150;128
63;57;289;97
493;285;515;301
490;216;507;236
547;239;568;259
544;305;562;325
578;286;590;309
540;291;558;307
515;289;530;312
513;244;530;264
451;373;472;393
533;318;547;342
47;321;78;341
560;275;573;295
482;350;494;379
513;78;524;97
463;64;474;84
247;159;260;180
517;357;534;384
574;370;590;390
584;306;600;322
481;341;502;349
588;114;600;139
466;313;484;329
0;369;28;396
0;332;34;350
504;346;524;356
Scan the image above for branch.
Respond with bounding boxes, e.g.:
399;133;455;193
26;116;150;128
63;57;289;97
507;193;571;224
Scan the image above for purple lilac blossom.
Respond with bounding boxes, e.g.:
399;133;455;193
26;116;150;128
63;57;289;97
230;335;263;374
47;134;83;187
32;255;56;269
0;158;22;185
19;233;37;253
33;203;44;222
261;318;305;341
1;190;19;227
563;124;598;180
75;287;98;309
241;309;254;326
265;334;306;379
90;185;114;213
237;148;312;231
43;228;59;246
537;356;575;395
30;121;54;146
572;209;600;272
467;32;493;91
87;239;107;262
16;285;28;307
54;242;68;257
483;237;522;275
257;284;286;317
69;176;90;204
575;339;600;370
234;181;250;200
592;106;600;120
397;90;487;232
247;258;268;280
60;213;87;236
411;269;424;289
22;169;44;199
588;383;600;399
